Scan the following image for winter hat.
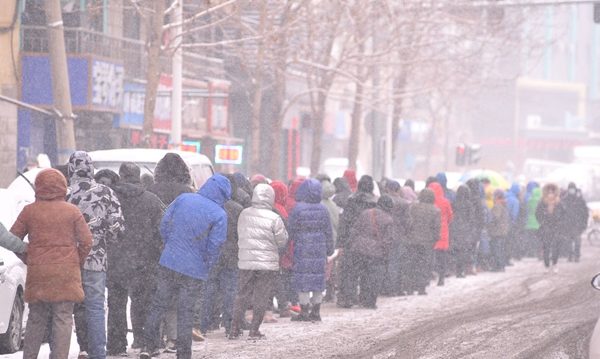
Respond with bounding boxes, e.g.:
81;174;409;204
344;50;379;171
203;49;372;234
418;188;435;204
119;162;141;184
94;169;120;187
154;153;191;185
377;195;394;212
385;180;401;193
357;175;374;194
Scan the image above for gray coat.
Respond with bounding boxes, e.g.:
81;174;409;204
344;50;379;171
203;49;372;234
0;222;27;253
237;184;288;271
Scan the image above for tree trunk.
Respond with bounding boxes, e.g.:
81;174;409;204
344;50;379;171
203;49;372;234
250;3;267;174
391;75;406;162
348;81;363;170
142;0;165;147
309;92;327;176
270;74;285;180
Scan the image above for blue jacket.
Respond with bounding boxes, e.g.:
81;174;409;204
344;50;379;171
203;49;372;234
159;174;231;280
290;179;334;292
506;183;521;225
436;172;456;204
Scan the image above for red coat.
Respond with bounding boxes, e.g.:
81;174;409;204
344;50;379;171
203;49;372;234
428;182;453;251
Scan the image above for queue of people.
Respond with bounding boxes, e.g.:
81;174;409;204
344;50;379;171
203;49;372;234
0;152;591;359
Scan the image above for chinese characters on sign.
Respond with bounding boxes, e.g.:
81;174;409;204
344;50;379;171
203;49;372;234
92;60;124;109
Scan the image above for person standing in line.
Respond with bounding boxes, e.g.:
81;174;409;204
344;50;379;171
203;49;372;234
382;180;410;296
488;190;510;272
524;184;542;258
140;174;231;359
146;153;194;349
199;174;244;337
229;184;288;339
106;163;165;356
450;185;473;278
347;196;394;308
289;179;334;321
505;183;521;266
320;179;340;303
404;189;440;295
561;183;589;262
428;182;453;286
67;151;125;359
536;183;567;273
336;175;378;308
11;168;93;359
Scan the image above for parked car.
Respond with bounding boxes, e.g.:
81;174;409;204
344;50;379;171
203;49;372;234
88;148;214;189
0;189;26;354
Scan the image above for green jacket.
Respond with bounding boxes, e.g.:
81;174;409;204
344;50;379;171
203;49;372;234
525;188;542;230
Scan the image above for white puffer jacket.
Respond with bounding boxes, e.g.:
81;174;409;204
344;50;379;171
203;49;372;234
237;184;288;271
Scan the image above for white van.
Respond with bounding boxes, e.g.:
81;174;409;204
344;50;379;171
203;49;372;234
88;148;214;189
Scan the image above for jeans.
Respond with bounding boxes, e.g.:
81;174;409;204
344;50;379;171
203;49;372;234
200;267;238;333
143;266;202;359
23;302;74;359
82;270;107;359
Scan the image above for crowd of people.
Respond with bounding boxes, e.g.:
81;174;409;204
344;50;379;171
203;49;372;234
0;150;590;359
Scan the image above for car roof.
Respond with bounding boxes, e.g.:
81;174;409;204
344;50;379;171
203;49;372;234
88;148;212;165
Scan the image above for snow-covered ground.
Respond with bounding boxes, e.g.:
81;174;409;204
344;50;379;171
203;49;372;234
2;242;599;359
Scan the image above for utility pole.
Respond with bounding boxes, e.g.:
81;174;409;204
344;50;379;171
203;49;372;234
171;0;183;150
44;0;76;164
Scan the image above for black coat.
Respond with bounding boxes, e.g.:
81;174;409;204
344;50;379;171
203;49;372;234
109;182;165;278
535;201;567;241
337;191;377;249
217;199;244;270
562;193;589;234
450;186;473;249
148;153;194;205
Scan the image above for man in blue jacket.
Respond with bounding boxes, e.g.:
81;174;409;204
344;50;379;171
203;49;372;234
140;174;231;359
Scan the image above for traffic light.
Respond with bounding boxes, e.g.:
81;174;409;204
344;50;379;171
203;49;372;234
467;144;481;165
456;143;467;166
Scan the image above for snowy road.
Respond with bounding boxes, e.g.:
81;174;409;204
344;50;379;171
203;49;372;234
2;242;599;359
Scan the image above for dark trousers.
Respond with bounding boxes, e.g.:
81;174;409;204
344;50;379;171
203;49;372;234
107;269;155;353
453;243;470;276
523;229;540;258
354;254;385;307
405;244;431;292
337;250;359;306
434;250;448;279
490;236;506;271
382;242;404;296
200;267;238;333
567;232;582;261
143;266;202;359
276;268;297;306
231;270;277;334
541;235;563;267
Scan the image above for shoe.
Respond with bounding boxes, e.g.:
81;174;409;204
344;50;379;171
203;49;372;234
289;305;301;313
456;273;465;278
78;351;88;359
247;330;266;340
309;304;322;322
139;347;158;359
163;340;176;354
192;328;205;342
336;301;352;309
437;278;445;286
108;350;129;357
263;311;278;323
228;330;243;340
291;304;310;322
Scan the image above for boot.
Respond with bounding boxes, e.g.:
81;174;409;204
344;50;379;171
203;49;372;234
291;304;310;322
308;303;321;322
437;277;445;286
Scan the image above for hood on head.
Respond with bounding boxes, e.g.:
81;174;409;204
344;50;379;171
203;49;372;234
198;174;231;207
343;169;358;192
250;174;268;188
154;153;191;185
385;180;401;193
378;195;394;212
436;172;448;189
252;183;275;209
401;186;417;202
68;151;94;180
494;189;506;200
418;188;435;204
526;181;539;193
321;180;335;199
568;182;577;190
315;173;331;183
404;179;415;190
94;169;120;187
270;181;288;207
333;177;351;194
289;178;305;198
428;182;445;201
509;183;521;196
296;178;322;204
455;185;471;204
35;168;67;200
233;172;253;196
357;175;374;194
466;178;483;199
119;162;141;184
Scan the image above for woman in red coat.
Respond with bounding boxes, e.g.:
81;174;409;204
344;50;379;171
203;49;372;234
428;182;453;286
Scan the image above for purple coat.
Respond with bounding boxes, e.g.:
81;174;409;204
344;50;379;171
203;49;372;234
290;179;334;292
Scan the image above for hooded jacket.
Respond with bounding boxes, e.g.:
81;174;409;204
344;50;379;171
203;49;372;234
332;177;352;208
11;168;93;303
562;184;589;234
436;172;456;204
348;199;394;260
147;153;194;206
321;180;340;246
67;151;124;272
110;174;165;279
237;184;288;271
428;182;454;251
343;169;358;192
159;174;231;280
525;188;542;230
450;185;474;248
506;183;521;225
337;177;378;249
535;196;567;240
270;181;289;221
285;178;304;214
232;173;252;208
488;195;510;237
405;189;441;247
289;179;334;292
